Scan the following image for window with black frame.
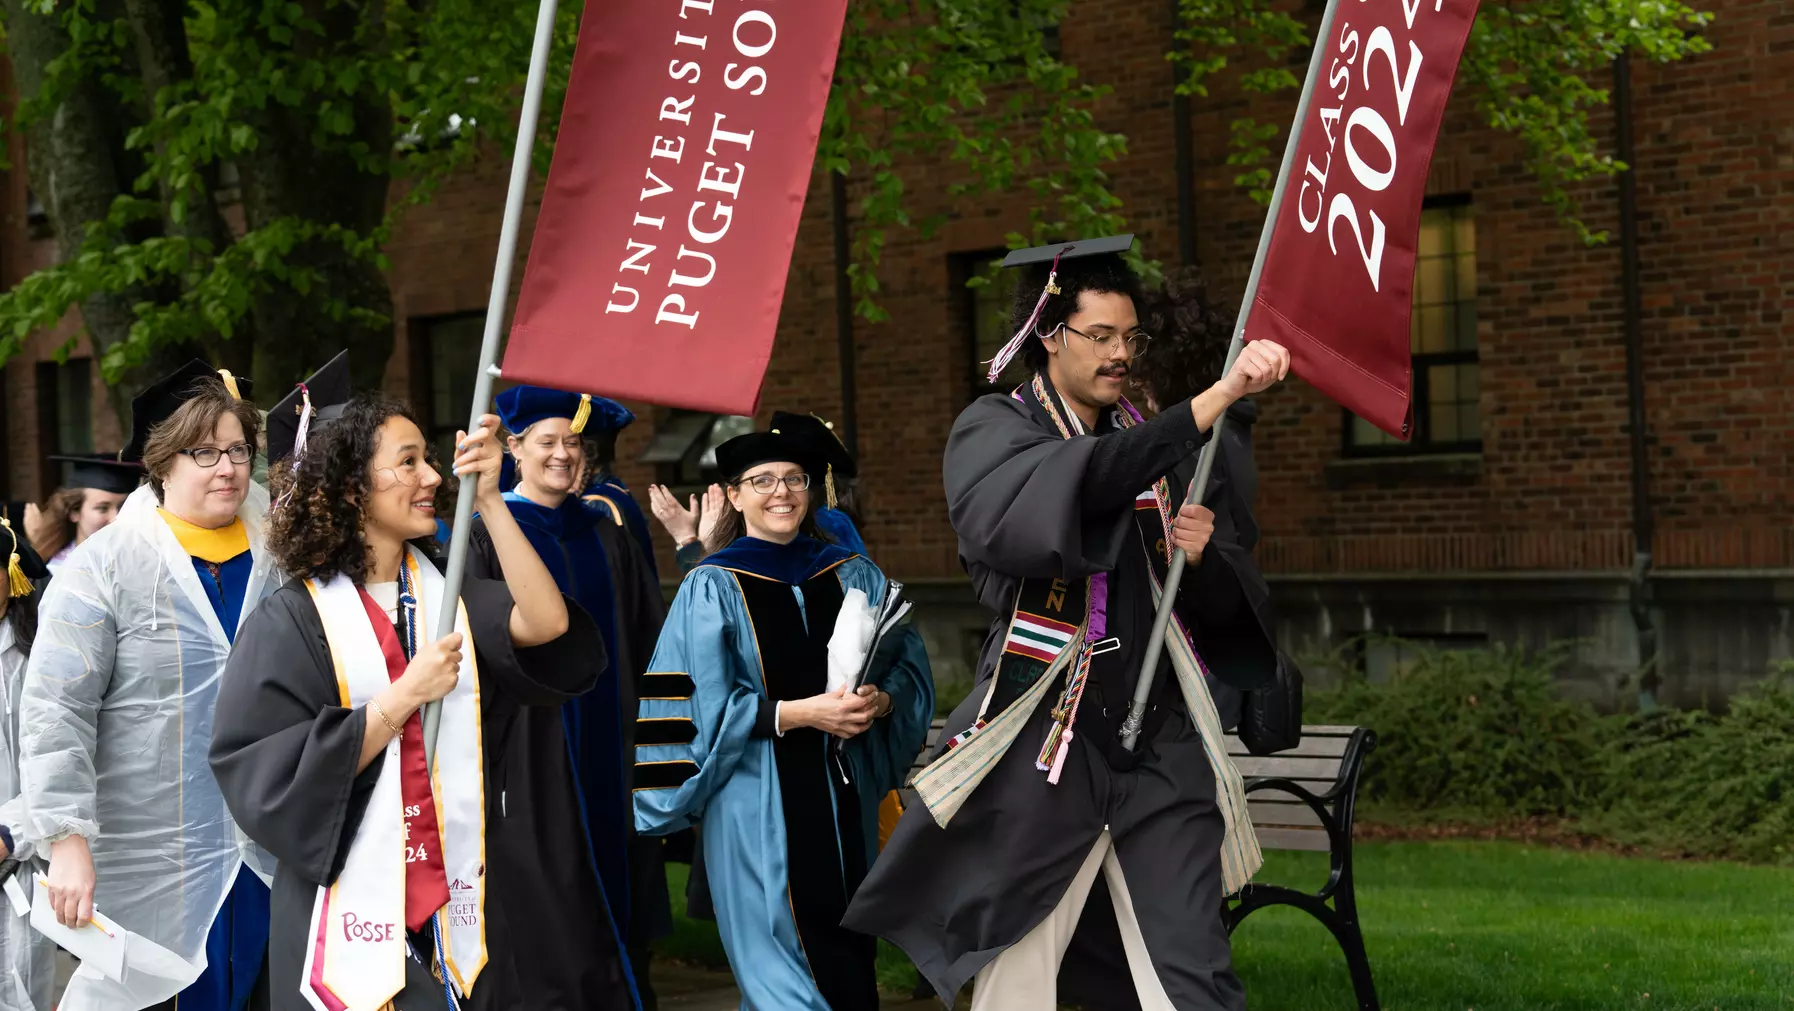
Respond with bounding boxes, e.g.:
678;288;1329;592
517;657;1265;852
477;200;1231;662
36;358;95;497
641;410;755;489
1344;197;1481;455
409;313;487;465
952;249;1024;401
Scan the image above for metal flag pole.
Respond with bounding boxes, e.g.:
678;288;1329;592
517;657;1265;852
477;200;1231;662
425;0;561;762
1120;0;1342;751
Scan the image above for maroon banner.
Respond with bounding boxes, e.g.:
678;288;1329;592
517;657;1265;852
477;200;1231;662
1250;0;1481;439
505;0;849;414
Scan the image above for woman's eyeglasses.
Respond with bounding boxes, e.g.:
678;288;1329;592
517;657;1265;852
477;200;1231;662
737;473;811;495
179;444;254;468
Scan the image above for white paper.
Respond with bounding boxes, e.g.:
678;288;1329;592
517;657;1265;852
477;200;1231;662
2;872;27;917
31;877;127;982
826;588;876;694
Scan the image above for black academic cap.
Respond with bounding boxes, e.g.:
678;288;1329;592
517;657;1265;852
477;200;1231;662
999;233;1135;268
714;429;823;482
266;351;352;463
46;454;144;495
768;411;856;480
122;359;255;463
984;234;1139;384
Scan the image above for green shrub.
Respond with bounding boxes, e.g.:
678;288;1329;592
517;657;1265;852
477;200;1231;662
1590;665;1794;865
1305;640;1609;817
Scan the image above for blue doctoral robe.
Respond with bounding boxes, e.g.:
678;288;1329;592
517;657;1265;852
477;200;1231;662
186;549;271;1011
815;507;867;556
583;474;658;580
634;536;934;1011
492;492;636;929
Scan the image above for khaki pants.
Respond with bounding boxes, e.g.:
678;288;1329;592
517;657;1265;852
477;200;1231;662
971;828;1176;1011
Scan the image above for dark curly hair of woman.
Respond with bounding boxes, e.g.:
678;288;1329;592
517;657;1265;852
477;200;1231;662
1132;266;1237;408
268;393;447;585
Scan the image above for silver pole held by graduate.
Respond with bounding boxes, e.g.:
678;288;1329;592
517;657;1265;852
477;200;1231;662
425;0;561;762
1119;0;1341;752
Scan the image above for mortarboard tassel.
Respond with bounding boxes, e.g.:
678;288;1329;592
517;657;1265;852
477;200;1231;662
274;385;314;515
217;369;242;401
825;463;837;510
2;517;33;599
984;247;1069;384
570;394;592;435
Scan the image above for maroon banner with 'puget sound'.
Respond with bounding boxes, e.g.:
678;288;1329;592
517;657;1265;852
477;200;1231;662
505;0;849;414
1250;0;1481;439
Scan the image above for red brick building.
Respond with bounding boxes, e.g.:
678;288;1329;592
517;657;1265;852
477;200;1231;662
4;0;1790;707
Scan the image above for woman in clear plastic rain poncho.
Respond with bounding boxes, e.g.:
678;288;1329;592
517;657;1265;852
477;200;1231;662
1;512;53;1011
19;361;277;1011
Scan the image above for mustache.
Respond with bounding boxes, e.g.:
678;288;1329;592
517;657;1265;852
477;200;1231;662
1097;363;1130;377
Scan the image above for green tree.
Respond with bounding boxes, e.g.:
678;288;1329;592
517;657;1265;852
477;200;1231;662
0;0;1710;408
1173;0;1712;239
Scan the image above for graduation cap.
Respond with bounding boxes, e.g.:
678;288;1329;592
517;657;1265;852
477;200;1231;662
46;453;144;496
714;428;823;483
122;359;255;463
266;351;351;463
769;411;855;509
986;234;1136;383
495;386;635;437
2;511;47;598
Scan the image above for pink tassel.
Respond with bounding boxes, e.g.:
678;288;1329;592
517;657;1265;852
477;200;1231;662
1046;729;1073;784
983;248;1068;383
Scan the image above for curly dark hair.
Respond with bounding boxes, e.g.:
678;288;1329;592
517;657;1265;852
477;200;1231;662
1011;252;1146;372
1132;266;1237;407
268;393;446;585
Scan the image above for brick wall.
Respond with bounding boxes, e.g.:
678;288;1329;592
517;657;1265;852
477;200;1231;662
3;0;1790;582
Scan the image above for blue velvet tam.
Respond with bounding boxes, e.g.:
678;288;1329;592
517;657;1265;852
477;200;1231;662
495;385;635;436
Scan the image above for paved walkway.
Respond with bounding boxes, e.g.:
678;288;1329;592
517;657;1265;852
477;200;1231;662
656;961;941;1009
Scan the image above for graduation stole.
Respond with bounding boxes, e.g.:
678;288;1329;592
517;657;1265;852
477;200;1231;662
918;373;1262;894
299;546;488;1011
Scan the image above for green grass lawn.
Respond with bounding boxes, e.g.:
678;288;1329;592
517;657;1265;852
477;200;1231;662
655;841;1794;1010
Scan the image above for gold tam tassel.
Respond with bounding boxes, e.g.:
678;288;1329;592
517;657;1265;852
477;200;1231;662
2;517;32;598
825;463;837;510
216;369;242;400
570;394;593;435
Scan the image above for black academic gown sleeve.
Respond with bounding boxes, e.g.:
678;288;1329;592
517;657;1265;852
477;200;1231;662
210;568;616;1011
944;392;1211;592
1167;400;1278;725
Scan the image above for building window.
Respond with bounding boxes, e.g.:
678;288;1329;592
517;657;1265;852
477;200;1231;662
640;411;755;488
35;358;94;497
951;249;1024;400
409;313;486;465
1344;198;1480;455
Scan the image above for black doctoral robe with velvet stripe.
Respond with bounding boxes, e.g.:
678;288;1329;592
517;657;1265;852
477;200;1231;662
209;557;638;1011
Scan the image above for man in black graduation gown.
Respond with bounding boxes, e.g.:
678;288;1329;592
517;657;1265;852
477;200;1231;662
845;236;1290;1010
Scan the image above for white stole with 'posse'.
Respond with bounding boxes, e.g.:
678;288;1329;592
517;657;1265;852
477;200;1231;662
299;547;487;1011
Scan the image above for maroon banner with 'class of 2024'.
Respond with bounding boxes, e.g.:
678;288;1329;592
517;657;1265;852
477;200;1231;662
1250;0;1482;439
504;0;850;415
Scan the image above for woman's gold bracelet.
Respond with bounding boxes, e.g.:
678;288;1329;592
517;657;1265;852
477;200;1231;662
368;699;405;735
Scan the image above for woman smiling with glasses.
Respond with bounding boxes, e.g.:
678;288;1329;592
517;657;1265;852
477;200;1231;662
19;359;279;1010
635;426;934;1011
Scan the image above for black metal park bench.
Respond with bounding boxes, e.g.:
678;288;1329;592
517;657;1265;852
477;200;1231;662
1223;724;1381;1011
900;719;1381;1009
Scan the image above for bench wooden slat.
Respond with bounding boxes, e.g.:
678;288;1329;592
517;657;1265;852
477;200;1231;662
1231;755;1346;781
1247;800;1325;828
1253;827;1332;852
1225;735;1350;758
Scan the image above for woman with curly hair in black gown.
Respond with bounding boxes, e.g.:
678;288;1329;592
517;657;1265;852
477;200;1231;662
209;393;637;1011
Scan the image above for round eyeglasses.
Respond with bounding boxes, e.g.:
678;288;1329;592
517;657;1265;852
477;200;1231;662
179;444;254;468
738;472;811;495
1060;323;1152;359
